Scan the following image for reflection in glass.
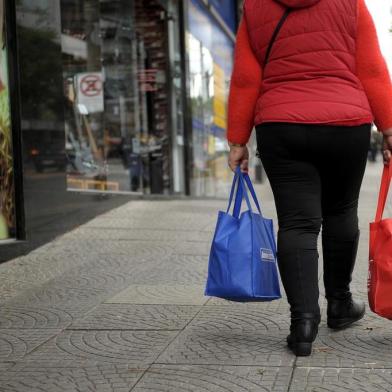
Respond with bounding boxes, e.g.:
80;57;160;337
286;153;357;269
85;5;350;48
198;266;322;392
186;0;235;197
61;0;172;194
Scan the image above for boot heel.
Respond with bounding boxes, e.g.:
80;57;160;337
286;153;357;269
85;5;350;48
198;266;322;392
287;314;320;357
295;342;312;356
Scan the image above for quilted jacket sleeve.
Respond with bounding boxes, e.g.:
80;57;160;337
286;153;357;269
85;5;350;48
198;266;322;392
356;0;392;133
227;16;263;144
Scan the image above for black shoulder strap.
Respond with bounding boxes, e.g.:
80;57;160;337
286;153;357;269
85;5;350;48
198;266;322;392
263;8;292;68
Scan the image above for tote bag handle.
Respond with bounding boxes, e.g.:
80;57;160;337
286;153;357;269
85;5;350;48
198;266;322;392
375;162;392;222
227;169;241;216
243;171;262;215
227;167;262;218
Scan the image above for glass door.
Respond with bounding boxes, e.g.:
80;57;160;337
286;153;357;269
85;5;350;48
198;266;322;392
61;0;174;195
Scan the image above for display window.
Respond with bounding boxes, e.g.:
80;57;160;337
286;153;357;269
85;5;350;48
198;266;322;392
61;0;174;194
0;0;15;240
186;0;235;197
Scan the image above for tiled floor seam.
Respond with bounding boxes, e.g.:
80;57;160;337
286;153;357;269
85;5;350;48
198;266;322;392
9;329;64;362
293;366;392;369
83;226;211;233
287;356;297;392
65;328;187;331
150;362;295;367
129;303;208;391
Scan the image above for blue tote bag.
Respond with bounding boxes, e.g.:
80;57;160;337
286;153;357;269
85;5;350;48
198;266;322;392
204;166;281;301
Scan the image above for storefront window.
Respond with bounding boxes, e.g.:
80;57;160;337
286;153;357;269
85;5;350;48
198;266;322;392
186;0;235;197
0;0;16;240
61;0;173;194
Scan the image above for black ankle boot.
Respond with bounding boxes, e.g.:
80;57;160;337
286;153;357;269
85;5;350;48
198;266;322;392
327;295;365;329
287;313;321;356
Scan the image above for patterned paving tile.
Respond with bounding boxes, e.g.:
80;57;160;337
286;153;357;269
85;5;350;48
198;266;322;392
0;362;15;371
0;279;38;304
70;304;201;330
21;252;135;273
84;214;213;231
40;239;176;259
22;330;177;366
0;363;144;392
106;285;209;305
156;307;294;366
63;227;213;243
156;328;294;366
204;297;290;312
132;364;293;392
122;254;208;285
0;329;60;362
5;284;107;309
0;306;80;329
289;367;392;391
296;314;392;368
187;306;290;331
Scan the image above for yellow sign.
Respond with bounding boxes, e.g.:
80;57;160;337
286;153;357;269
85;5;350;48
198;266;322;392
213;63;227;130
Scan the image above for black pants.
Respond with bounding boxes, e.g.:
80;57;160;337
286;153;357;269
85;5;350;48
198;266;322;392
255;122;371;317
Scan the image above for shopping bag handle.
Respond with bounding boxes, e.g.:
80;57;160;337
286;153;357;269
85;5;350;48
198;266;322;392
227;169;240;216
236;167;262;216
227;166;262;218
242;172;262;215
375;162;392;222
227;168;251;218
235;170;253;218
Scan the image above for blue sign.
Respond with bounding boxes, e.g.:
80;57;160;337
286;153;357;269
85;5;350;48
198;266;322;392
188;0;235;138
209;0;237;33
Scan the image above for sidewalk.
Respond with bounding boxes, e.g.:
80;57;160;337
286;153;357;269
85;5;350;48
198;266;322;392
0;160;391;391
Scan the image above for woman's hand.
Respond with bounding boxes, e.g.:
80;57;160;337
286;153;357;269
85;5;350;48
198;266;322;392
383;127;392;164
228;145;249;172
383;135;392;164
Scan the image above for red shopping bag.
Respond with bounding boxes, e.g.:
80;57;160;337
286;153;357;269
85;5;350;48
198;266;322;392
369;162;392;319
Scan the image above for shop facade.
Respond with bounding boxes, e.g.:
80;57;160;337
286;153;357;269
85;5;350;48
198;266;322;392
1;0;240;261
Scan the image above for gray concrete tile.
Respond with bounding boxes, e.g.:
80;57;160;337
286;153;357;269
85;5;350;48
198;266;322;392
296;312;392;369
290;367;392;391
0;306;82;329
156;311;294;366
70;304;201;330
63;226;213;243
187;306;290;331
22;330;178;366
0;279;38;304
0;363;144;392
105;285;209;305
6;283;107;309
83;213;213;231
0;329;60;362
0;362;15;371
133;364;293;392
205;297;290;312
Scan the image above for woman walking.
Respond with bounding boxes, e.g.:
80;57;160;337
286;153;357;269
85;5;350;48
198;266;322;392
227;0;392;356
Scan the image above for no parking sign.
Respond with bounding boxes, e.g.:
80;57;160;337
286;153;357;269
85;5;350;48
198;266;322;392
75;72;104;113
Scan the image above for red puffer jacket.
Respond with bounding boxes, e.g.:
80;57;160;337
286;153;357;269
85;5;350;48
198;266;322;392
227;0;392;144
